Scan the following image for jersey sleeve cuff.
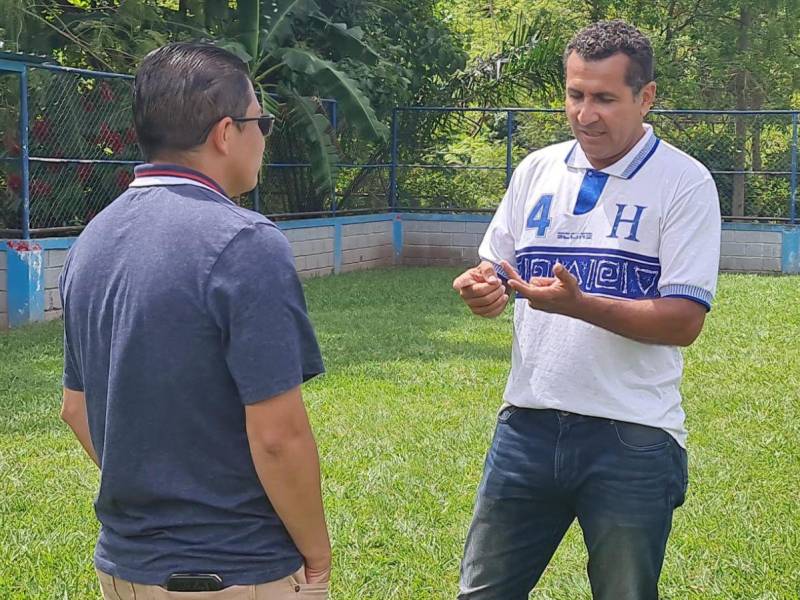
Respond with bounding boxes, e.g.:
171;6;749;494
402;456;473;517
659;284;713;311
479;255;512;283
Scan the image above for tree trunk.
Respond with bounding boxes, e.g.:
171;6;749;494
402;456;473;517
732;4;751;217
751;90;763;173
733;116;746;216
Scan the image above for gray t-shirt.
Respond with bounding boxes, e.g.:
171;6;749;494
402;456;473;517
60;164;324;585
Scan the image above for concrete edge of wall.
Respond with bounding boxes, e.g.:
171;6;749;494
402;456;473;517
1;214;798;328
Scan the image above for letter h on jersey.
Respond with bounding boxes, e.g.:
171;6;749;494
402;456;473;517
608;204;647;242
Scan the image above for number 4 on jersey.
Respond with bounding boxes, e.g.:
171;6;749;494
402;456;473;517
526;194;553;237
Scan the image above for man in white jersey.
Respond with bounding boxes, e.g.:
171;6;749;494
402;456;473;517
453;20;720;600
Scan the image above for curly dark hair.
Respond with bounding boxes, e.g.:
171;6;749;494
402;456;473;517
564;20;654;94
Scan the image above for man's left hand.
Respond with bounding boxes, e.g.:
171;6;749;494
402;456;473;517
500;259;583;316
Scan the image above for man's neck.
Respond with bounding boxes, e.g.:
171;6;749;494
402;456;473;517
585;125;647;171
150;154;232;196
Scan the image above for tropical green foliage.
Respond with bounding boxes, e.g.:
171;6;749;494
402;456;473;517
1;0;798;221
439;0;800;217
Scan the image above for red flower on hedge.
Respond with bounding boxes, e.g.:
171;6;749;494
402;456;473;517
32;118;51;142
115;169;134;189
30;180;53;197
2;131;20;157
96;122;125;153
109;132;125;154
7;173;22;194
124;127;137;145
77;164;94;183
99;82;114;103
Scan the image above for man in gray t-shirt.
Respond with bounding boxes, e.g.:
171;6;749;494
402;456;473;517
60;42;331;598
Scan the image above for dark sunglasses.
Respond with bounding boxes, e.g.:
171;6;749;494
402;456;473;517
231;115;275;137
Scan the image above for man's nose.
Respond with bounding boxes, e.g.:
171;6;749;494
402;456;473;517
577;103;600;126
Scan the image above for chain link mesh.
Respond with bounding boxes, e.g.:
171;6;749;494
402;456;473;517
1;71;23;232
395;108;797;220
27;161;134;229
256;98;390;217
23;68;139;231
2;66;363;234
4;60;797;236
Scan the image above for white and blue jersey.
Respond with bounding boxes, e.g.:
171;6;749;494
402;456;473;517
479;124;721;446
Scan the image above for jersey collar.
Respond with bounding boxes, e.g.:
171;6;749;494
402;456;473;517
130;163;230;201
565;123;660;180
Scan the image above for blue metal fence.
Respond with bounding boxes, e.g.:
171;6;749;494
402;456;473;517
389;107;799;223
2;58;798;239
0;59;344;237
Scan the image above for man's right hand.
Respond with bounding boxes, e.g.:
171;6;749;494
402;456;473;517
304;553;332;584
452;261;510;318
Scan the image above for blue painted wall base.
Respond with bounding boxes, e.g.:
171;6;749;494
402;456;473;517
5;241;45;328
782;228;800;274
2;215;799;328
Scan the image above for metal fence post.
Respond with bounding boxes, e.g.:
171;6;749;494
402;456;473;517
506;110;514;188
331;101;337;216
389;108;398;210
251;184;260;213
20;66;30;239
791;113;798;225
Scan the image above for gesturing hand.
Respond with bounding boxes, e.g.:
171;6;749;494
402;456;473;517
500;259;583;316
452;261;510;318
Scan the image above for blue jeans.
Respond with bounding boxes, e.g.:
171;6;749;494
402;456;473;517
458;407;688;600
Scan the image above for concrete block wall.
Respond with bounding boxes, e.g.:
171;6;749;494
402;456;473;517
2;216;798;329
400;216;800;276
0;215;401;327
44;249;67;321
340;221;394;272
402;217;490;267
720;227;783;273
283;226;335;279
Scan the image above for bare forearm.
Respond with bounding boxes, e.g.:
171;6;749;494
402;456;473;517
502;260;707;346
70;420;100;467
569;295;704;346
249;433;330;562
61;389;99;467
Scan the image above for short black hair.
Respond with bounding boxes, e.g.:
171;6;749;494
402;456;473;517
564;20;654;94
134;42;252;160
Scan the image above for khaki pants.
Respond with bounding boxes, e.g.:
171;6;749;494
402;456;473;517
97;568;329;600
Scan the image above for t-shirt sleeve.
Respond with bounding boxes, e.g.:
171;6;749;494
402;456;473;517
206;223;325;405
60;263;84;391
478;167;520;282
657;173;721;311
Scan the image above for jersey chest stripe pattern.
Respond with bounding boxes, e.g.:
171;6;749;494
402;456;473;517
514;247;662;300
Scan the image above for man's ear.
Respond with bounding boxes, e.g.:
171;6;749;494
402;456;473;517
208;117;234;156
639;81;656;117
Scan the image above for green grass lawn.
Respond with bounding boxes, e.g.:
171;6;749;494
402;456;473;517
1;268;798;599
